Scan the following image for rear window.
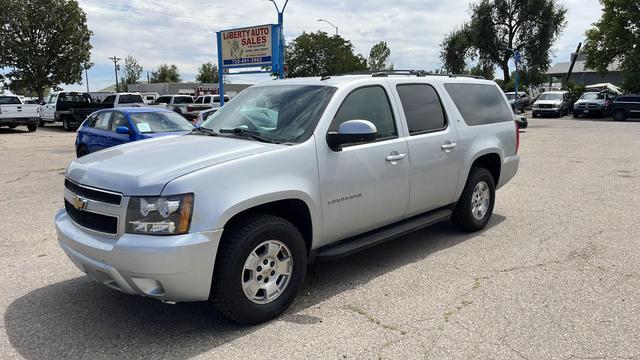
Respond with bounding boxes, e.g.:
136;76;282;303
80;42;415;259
0;96;22;105
173;96;194;104
58;93;91;103
118;95;144;104
444;83;513;126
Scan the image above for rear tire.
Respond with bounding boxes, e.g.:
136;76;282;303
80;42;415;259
211;214;307;324
27;124;37;132
63;117;71;131
452;167;496;232
612;110;626;121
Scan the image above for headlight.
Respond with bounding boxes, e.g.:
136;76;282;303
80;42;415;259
126;194;194;235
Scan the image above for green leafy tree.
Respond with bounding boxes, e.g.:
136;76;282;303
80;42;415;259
0;0;92;100
583;0;640;93
562;80;587;105
121;55;143;88
440;0;566;84
150;64;181;83
468;63;495;80
195;62;219;83
368;41;393;71
285;31;367;77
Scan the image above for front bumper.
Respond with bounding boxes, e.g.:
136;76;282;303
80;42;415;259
56;209;223;302
497;155;519;189
533;108;561;115
0;117;39;126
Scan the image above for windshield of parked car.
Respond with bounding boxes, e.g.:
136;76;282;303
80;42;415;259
0;96;22;104
128;111;194;133
200;85;336;144
119;94;145;104
537;93;563;101
505;94;517;100
580;92;604;100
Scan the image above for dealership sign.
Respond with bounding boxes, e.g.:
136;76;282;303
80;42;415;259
219;24;278;68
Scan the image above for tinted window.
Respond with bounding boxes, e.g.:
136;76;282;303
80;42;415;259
444;83;513;126
173;96;194;104
331;86;396;140
397;84;446;134
94;112;112;130
154;97;171;104
204;96;211;103
103;95;115;104
118;95;144;104
58;93;90;103
110;112;129;131
0;96;22;104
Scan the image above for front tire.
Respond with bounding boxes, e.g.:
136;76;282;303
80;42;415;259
211;214;307;324
612;110;626;121
452;167;496;232
27;124;37;132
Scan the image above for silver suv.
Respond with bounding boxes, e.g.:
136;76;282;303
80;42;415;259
56;72;520;324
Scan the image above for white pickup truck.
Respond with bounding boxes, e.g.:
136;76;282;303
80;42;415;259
0;95;40;132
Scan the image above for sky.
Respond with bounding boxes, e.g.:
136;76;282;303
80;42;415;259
64;0;604;92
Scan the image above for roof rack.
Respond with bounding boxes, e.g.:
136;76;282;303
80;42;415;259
332;70;485;80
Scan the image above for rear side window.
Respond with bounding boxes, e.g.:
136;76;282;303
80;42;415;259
154;96;171;104
396;84;447;134
444;83;513;126
331;86;397;140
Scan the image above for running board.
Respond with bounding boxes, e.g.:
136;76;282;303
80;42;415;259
315;208;452;261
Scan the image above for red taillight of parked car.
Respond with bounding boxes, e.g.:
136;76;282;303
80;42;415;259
515;121;520;154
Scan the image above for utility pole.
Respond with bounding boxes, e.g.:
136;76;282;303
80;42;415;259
268;0;289;79
147;71;150;84
108;56;122;92
317;19;338;35
85;68;89;92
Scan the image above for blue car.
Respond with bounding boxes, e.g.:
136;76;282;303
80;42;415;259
75;107;193;157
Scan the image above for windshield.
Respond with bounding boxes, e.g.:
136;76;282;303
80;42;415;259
505;94;517;100
201;85;336;144
119;94;144;104
128;111;194;133
580;92;604;100
538;93;563;101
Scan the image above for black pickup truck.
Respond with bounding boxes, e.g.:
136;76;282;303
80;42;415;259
39;92;112;131
609;94;640;121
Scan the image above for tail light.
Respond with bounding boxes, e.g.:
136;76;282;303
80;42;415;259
515;121;520;154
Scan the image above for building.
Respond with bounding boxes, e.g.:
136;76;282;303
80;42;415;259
545;53;623;86
127;82;252;97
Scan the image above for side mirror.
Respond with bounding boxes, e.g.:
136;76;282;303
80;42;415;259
39;101;46;106
326;119;377;151
115;126;130;135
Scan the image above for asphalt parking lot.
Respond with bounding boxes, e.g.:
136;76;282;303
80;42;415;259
1;114;639;359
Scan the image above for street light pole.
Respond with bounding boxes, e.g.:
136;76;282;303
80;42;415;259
317;19;338;35
268;0;288;79
108;56;122;92
506;48;521;112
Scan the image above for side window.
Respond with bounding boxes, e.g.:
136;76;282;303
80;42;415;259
444;83;513;126
154;96;170;104
94;112;112;130
330;86;397;140
110;112;129;131
48;94;58;104
204;96;211;103
86;114;98;127
396;84;447;134
103;95;115;104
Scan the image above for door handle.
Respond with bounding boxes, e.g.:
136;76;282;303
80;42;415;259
441;142;457;151
386;151;407;162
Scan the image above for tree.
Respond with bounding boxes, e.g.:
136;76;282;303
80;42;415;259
196;62;219;83
150;64;181;83
440;0;566;84
0;0;92;100
583;0;640;93
285;31;367;77
121;55;143;88
368;41;393;71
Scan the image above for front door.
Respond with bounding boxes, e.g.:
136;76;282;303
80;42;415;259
41;94;57;120
317;85;410;246
107;111;132;147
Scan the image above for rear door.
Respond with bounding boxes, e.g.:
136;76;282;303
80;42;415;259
390;81;460;217
629;96;640;118
90;111;114;152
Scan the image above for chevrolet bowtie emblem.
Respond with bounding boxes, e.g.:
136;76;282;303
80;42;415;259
71;195;88;211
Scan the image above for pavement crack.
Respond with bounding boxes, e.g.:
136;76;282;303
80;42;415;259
346;304;406;335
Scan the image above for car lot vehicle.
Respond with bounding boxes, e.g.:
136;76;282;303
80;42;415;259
75;107;193;157
0;95;40;132
573;91;612;118
608;94;640;121
101;93;147;108
55;72;519;324
151;95;197;119
140;92;159;104
39;92;112;131
504;91;529;113
189;94;230;113
531;91;570;118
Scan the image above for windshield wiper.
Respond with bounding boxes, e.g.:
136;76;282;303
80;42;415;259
189;127;220;137
219;128;279;144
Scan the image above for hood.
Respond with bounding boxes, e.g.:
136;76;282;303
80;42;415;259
575;98;605;105
142;130;191;139
67;134;281;195
535;99;563;106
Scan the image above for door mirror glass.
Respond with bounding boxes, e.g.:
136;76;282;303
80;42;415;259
40;101;46;105
115;126;130;134
326;119;377;151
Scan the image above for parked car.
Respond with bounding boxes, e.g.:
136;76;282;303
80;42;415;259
39;92;112;131
140;92;160;104
572;91;613;118
194;107;219;127
0;95;40;132
189;95;230;113
75;107;194;157
504;92;529;113
56;73;519;324
151;95;197;119
531;91;570;118
101;93;147;108
609;94;640;121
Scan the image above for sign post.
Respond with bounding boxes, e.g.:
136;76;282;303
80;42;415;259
216;24;282;107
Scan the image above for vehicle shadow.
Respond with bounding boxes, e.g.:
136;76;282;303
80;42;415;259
5;215;506;360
